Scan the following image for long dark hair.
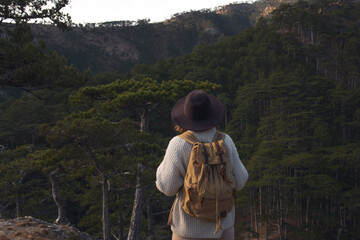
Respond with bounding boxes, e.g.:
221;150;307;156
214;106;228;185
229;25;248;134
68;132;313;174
174;125;187;133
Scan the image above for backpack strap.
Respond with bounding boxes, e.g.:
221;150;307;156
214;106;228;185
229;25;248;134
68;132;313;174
178;131;200;145
213;131;226;234
212;131;226;164
180;131;225;144
212;131;226;142
214;181;222;234
168;132;199;226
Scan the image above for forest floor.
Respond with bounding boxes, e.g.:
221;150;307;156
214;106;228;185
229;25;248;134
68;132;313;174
237;219;300;240
0;216;97;240
234;209;293;240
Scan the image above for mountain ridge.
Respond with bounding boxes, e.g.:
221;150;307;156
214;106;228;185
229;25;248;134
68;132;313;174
30;0;300;74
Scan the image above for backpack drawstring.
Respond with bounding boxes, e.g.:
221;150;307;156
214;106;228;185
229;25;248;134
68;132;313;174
203;164;210;185
214;178;222;234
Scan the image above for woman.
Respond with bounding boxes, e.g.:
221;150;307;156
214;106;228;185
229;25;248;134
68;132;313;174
156;90;248;240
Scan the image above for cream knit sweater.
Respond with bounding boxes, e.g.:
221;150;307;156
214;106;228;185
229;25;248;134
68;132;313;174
156;127;248;238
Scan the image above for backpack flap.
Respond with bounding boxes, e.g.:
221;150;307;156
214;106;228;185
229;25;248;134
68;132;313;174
196;140;228;165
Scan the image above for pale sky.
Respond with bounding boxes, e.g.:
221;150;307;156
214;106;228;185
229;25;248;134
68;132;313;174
64;0;246;24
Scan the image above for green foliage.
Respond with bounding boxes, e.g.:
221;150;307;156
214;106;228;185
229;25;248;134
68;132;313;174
0;21;89;92
71;78;219;107
0;0;71;28
0;145;52;219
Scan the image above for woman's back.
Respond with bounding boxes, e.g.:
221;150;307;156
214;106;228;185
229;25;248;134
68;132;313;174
156;90;248;239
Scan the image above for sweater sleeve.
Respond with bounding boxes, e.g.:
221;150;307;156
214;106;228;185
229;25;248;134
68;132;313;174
156;137;187;197
224;134;249;191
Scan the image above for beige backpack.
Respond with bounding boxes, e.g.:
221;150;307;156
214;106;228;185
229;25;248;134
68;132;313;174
168;131;236;234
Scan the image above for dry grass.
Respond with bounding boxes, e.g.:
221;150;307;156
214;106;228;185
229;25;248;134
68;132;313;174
38;224;48;228
16;218;36;227
13;231;38;239
34;228;49;236
12;231;44;240
0;235;11;240
0;217;97;240
13;231;23;237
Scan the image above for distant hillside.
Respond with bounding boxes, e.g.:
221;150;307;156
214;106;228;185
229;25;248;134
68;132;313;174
31;3;252;74
30;0;303;74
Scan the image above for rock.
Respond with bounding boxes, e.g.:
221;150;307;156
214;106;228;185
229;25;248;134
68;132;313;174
0;216;97;240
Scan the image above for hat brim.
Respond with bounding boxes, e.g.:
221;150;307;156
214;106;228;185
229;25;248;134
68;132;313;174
171;94;224;131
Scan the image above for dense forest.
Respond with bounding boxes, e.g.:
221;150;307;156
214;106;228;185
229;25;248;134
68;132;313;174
1;0;360;239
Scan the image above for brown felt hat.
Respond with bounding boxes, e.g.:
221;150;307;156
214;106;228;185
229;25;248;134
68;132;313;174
171;90;224;131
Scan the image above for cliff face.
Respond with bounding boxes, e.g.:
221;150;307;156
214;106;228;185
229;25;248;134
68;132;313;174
31;24;141;73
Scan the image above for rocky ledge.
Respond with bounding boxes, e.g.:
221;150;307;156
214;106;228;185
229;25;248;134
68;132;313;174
0;216;97;240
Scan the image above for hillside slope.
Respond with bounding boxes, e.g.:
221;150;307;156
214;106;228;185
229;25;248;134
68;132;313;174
31;3;252;74
30;0;302;74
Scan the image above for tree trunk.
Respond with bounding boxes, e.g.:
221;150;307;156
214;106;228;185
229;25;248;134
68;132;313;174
265;185;269;240
101;173;111;240
277;181;282;240
16;196;23;218
317;193;323;226
253;191;259;236
127;164;146;240
0;201;4;218
305;194;311;234
118;213;124;240
127;107;150;239
284;207;288;240
128;103;159;239
147;195;155;240
117;193;124;240
250;201;254;231
305;195;311;225
140;107;149;133
49;168;68;224
259;186;262;226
